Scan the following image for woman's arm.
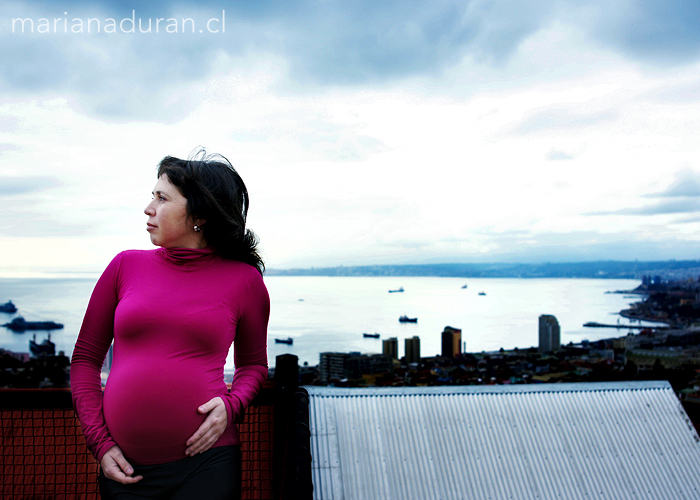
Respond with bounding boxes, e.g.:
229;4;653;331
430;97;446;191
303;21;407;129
224;270;270;423
186;269;269;455
70;253;123;462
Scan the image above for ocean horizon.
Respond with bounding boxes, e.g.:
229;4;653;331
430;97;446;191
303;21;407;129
0;276;660;370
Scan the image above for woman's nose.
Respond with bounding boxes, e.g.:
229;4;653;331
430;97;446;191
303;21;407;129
144;201;155;216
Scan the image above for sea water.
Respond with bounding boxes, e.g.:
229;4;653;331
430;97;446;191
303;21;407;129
0;276;650;370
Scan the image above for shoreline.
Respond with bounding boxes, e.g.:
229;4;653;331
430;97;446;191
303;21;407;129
619;308;671;327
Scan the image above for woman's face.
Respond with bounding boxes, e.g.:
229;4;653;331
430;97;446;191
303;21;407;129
144;174;205;249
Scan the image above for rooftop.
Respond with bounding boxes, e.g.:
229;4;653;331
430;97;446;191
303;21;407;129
309;381;700;500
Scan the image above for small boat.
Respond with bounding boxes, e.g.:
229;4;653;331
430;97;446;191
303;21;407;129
478;292;486;296
399;315;418;323
388;287;404;293
363;333;380;338
3;316;64;331
29;333;56;356
461;284;468;289
0;300;17;313
275;337;293;345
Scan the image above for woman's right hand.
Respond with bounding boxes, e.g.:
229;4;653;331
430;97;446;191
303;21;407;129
100;445;143;484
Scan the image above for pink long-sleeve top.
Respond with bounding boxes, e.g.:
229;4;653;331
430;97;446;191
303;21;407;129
70;247;269;465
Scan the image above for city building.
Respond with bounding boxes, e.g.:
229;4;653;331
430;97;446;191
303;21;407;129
627;348;700;370
319;352;350;383
320;351;393;383
441;326;461;358
405;336;420;363
346;353;392;380
383;337;398;360
539;314;560;353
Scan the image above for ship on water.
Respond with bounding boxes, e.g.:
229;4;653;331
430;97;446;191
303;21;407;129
0;301;17;313
30;333;56;356
3;316;64;332
399;315;417;323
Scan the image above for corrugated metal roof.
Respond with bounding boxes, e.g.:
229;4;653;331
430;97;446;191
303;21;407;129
307;381;700;500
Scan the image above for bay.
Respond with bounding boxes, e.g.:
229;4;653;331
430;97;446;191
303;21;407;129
0;276;651;371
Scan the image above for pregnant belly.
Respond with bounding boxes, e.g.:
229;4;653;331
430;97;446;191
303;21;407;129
103;365;217;465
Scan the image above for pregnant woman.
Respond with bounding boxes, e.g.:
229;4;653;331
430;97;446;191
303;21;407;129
71;149;269;499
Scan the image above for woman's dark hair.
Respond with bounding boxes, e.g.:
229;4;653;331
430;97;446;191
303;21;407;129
157;148;264;274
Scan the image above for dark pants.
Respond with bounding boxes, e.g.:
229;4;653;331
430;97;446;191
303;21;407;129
98;446;241;500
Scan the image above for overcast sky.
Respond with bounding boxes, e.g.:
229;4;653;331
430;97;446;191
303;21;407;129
1;0;699;276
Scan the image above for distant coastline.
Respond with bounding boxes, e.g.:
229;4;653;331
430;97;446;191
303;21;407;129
267;260;700;279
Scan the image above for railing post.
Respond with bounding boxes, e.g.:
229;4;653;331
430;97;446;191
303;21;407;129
273;354;312;500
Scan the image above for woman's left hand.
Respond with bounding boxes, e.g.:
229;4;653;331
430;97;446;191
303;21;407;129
185;396;228;456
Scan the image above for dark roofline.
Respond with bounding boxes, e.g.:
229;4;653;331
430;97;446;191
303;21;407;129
305;380;671;397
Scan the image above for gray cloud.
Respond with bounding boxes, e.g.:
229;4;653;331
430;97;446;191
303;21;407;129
512;107;619;135
472;228;534;236
0;0;567;120
584;170;700;217
285;0;557;84
0;116;20;133
0;176;62;196
58;0;700;68
0;213;95;236
369;228;700;265
586;199;700;216
546;148;574;160
648;79;700;103
0;37;69;92
2;0;700;121
672;214;700;224
432;229;700;263
644;170;700;198
592;0;700;66
493;237;700;263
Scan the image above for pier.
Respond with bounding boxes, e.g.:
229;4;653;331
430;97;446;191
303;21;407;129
583;322;668;330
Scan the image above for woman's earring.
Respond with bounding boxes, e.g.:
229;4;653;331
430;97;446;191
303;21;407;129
194;225;201;232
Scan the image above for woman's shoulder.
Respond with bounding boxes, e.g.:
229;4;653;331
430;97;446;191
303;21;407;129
210;257;266;291
118;248;158;256
95;249;160;285
213;256;263;278
104;249;159;273
112;248;159;263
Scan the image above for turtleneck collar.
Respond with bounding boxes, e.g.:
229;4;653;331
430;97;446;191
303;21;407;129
156;246;216;271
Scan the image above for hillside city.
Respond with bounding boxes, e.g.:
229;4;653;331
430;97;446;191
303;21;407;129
3;274;700;426
290;275;700;426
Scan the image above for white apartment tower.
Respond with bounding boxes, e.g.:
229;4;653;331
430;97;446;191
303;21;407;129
539;314;560;353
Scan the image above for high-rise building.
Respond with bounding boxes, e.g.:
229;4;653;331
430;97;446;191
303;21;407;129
383;337;398;360
539;315;560;353
441;326;461;358
405;336;421;363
